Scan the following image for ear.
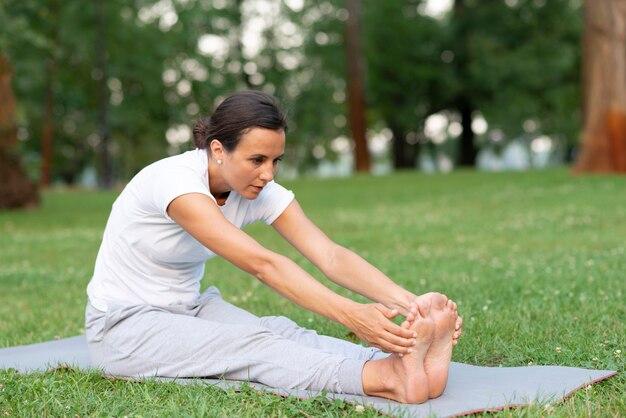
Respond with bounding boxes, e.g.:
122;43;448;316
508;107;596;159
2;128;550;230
209;139;225;160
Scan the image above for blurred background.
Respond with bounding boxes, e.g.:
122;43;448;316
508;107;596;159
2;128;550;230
1;0;624;208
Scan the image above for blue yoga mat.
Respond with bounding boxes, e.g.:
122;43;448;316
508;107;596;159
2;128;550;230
0;336;616;417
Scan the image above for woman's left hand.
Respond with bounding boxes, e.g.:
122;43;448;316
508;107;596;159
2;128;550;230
342;303;417;354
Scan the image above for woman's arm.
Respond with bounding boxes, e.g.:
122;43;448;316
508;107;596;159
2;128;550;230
272;200;463;343
167;193;417;353
272;200;417;314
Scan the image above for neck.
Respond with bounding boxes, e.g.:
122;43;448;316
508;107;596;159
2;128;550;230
207;154;230;202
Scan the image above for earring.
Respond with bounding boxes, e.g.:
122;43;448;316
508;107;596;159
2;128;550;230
217;159;222;165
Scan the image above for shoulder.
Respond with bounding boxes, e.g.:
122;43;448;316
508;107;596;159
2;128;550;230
147;149;205;173
247;181;295;225
130;149;215;217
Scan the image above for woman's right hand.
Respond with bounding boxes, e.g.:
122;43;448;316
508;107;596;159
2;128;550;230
342;303;417;354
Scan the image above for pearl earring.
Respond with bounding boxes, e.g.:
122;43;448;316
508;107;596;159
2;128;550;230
217;159;222;165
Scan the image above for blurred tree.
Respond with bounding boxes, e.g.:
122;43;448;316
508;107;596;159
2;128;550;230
450;0;477;167
2;0;586;183
364;0;452;169
456;0;582;165
40;0;59;187
281;1;354;172
346;0;371;172
0;3;40;208
364;0;582;169
0;55;40;209
95;0;112;188
574;0;626;173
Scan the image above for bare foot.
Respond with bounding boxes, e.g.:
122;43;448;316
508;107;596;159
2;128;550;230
423;294;456;398
362;303;434;403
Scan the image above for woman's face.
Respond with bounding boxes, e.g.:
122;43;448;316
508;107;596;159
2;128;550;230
218;127;285;200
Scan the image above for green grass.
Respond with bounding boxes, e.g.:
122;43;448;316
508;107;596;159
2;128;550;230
1;168;625;417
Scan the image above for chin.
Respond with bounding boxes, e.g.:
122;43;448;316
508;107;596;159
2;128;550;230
242;191;261;200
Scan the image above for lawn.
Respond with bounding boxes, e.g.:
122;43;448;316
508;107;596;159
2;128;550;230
1;168;624;417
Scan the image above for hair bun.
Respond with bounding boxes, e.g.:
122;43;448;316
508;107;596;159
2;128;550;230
192;117;211;149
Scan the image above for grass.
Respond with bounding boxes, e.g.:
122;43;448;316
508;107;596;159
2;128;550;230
0;168;624;417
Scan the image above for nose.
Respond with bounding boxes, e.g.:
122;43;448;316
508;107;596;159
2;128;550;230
259;163;274;183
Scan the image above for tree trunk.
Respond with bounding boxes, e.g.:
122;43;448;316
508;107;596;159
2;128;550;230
453;0;478;168
41;55;55;187
0;56;40;209
390;124;419;169
457;98;477;166
574;0;626;173
40;0;60;187
346;0;371;173
95;0;113;187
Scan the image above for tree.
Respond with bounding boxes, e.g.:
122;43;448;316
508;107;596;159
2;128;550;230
0;55;40;209
434;0;583;167
364;0;453;169
574;0;626;173
345;0;371;172
0;2;40;209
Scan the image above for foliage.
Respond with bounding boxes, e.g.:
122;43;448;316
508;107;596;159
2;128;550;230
1;170;625;415
457;0;582;149
1;0;585;184
362;0;583;166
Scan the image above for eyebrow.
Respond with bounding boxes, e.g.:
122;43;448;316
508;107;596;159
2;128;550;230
250;153;285;159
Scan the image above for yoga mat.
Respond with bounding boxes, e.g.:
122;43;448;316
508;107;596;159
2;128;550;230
0;336;616;417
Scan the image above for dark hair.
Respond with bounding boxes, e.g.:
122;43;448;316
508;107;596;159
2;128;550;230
192;90;287;151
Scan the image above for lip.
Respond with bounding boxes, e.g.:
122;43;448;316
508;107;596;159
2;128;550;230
251;185;264;192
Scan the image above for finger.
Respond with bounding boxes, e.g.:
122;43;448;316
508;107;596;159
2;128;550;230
378;304;399;320
406;312;415;322
384;321;417;340
376;333;416;354
417;301;431;317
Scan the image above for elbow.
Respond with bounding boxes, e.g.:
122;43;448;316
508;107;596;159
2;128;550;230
251;251;282;285
319;244;347;278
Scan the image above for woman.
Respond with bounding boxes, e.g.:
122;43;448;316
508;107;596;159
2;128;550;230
85;90;462;403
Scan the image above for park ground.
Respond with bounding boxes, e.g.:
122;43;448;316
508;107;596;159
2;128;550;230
0;168;624;417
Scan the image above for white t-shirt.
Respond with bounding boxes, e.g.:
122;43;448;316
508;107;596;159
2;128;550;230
86;149;294;311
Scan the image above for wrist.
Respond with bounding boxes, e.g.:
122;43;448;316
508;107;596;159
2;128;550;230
333;299;361;328
386;290;417;316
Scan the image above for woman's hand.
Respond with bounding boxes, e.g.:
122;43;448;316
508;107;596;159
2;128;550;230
342;303;417;354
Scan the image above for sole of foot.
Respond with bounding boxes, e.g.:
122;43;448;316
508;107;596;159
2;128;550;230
424;295;456;399
393;302;435;403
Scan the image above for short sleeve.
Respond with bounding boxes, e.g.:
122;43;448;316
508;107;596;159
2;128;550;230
151;166;216;221
249;181;295;225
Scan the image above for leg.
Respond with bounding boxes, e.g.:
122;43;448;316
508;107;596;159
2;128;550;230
89;303;365;395
195;287;384;361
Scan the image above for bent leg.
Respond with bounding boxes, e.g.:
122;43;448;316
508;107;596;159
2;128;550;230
87;302;365;395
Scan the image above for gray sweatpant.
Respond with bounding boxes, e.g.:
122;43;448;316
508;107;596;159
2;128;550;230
85;287;386;395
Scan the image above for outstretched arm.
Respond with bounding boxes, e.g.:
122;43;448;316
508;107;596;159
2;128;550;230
167;193;417;353
272;200;417;313
272;200;463;343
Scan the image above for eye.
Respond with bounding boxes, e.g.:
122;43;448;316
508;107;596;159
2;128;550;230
251;157;264;165
273;158;282;166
